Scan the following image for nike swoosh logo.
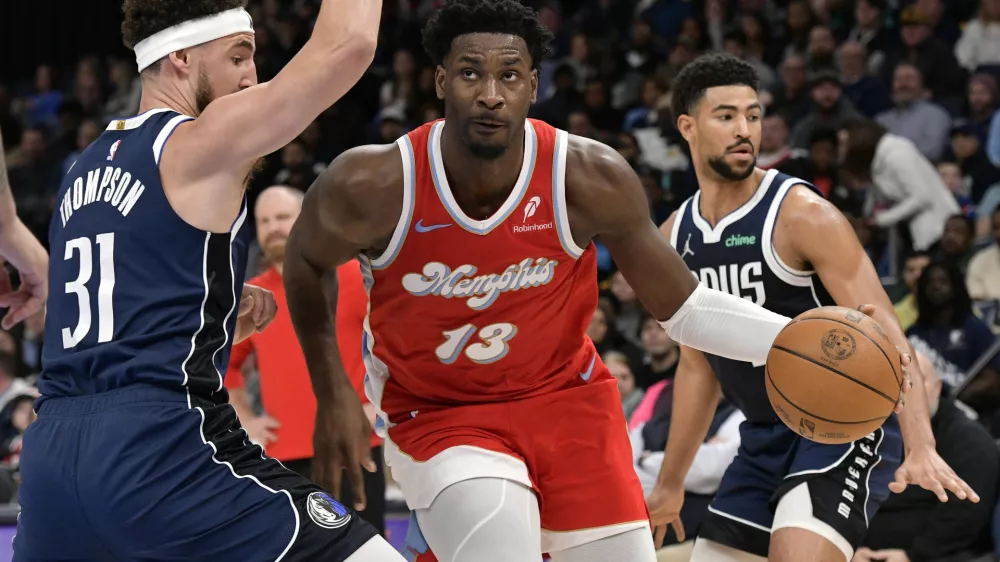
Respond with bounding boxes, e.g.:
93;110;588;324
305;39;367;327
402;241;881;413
579;353;597;381
414;220;451;233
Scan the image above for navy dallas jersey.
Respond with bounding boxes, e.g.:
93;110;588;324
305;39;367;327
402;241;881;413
669;168;835;423
16;109;379;562
668;168;902;558
41;108;250;403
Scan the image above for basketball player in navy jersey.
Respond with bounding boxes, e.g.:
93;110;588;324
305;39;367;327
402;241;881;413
0;126;48;331
14;0;404;561
647;54;978;562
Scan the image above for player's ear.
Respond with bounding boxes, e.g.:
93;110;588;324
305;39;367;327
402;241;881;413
166;49;193;77
676;114;696;143
529;69;538;104
435;65;446;100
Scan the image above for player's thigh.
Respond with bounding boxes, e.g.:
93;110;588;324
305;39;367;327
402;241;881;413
82;400;378;561
521;380;649;552
414;477;543;562
773;421;903;562
548;527;657;562
689;538;767;562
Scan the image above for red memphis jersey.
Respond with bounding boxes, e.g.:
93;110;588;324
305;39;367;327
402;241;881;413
360;119;608;426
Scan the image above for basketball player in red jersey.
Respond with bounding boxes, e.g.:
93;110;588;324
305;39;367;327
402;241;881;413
283;2;907;561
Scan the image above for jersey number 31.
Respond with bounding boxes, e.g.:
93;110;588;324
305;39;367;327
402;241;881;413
62;233;115;349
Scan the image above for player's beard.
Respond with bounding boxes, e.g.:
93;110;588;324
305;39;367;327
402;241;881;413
195;66;214;115
707;153;756;181
461;120;509;160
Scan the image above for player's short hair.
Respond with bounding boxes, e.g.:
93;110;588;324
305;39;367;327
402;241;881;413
122;0;247;73
421;0;554;70
670;53;760;121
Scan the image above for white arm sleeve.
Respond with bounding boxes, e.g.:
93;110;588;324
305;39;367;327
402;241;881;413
660;283;792;367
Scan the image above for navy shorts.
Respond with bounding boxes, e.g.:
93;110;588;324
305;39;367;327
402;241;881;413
14;385;377;561
698;415;903;557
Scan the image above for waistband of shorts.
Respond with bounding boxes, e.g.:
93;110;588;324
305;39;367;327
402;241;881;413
36;384;216;416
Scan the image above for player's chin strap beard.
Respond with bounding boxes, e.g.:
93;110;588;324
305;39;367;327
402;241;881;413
133;8;255;73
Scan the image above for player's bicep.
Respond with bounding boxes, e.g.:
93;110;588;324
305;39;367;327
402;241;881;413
570;141;696;318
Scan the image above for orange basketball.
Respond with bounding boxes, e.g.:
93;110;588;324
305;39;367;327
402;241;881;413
765;306;902;444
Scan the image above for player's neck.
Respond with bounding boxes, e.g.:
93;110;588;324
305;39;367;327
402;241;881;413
438;122;526;211
137;83;198;119
696;167;767;228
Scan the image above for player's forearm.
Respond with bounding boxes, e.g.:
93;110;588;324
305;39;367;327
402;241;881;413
661;284;792;367
283;243;355;403
655;365;722;488
873;307;936;450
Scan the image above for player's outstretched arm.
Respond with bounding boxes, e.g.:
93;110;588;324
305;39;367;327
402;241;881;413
169;0;381;181
779;184;979;503
283;144;401;509
564;136;790;366
646;340;722;547
0;126;47;329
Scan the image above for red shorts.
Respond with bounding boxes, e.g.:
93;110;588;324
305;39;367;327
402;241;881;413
385;376;649;553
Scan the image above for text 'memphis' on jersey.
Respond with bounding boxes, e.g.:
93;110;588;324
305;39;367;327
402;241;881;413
39;109;252;404
360;119;608;428
670;169;835;423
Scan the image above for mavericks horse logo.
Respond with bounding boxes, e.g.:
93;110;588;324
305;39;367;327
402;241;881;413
307;491;352;529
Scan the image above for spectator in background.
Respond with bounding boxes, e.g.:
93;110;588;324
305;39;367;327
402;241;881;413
917;0;964;45
950;119;1000;203
895;251;933;331
60;119;101;177
605;351;644;421
588;305;643;371
623;77;666;132
272;137;321;192
955;0;1000;72
855;352;998;562
532;63;579;130
635;314;679;391
806;25;838;72
876;63;952;162
7;127;59;239
907;261;1000;413
789;70;859;149
937;214;978;274
758;113;806;170
884;5;967;103
102;58;141;123
967;207;1000;302
846;0;896;75
937;160;975;216
22;64;62;129
967;73;999;144
379;49;416;119
723;30;776;91
608;271;644;348
769;54;811;128
840;118;960;251
839;41;892;118
225;186;384;533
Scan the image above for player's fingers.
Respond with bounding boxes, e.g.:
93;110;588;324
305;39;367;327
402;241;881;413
0;289;30;309
888;468;909;494
346;459;367;511
2;295;40;330
652;525;666;549
263;429;278;443
956;477;980;503
238;294;254;316
857;304;876;317
263;416;281;428
671;517;686;543
327;460;341;499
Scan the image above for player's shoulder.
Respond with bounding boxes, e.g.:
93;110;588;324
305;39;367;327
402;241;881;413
312;142;403;221
775;180;844;230
564;133;631;184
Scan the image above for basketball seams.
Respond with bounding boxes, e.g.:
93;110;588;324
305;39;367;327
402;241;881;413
765;366;888;425
792;316;902;386
771;345;897;404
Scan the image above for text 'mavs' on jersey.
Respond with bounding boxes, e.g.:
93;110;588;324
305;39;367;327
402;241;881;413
360;119;605;427
670;169;835;423
40;109;252;403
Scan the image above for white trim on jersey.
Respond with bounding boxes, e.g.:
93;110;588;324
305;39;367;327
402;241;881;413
552;130;585;259
153;114;196;165
429;120;537;235
370;136;416;270
761;178;824;310
670;198;691;249
691;168;779;244
105;108;174;131
181;202;300;562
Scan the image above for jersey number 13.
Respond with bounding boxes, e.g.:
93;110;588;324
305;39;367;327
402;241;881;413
62;233;116;349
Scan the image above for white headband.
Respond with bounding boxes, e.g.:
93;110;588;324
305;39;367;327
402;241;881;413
134;8;255;72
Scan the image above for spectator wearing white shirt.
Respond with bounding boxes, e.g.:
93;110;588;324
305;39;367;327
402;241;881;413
954;0;1000;72
967;207;1000;303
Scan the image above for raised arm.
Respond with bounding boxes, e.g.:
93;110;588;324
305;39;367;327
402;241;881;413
564;136;791;365
780;184;979;503
168;0;381;181
283;144;400;508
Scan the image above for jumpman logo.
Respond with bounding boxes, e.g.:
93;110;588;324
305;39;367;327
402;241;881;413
680;233;695;259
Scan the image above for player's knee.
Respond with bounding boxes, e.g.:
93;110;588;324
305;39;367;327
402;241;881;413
689;538;767;562
771;483;853;562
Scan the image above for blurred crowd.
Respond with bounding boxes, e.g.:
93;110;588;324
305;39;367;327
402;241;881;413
2;0;1000;559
